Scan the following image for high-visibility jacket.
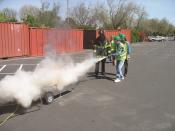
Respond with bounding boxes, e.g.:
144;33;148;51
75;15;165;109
110;40;116;53
94;43;106;57
116;42;127;61
104;41;112;54
104;42;111;49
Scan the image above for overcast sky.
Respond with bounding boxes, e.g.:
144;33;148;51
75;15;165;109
0;0;175;25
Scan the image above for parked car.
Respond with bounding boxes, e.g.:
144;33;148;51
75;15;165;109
148;36;166;42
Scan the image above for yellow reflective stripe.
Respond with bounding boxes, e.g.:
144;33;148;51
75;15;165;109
116;43;127;60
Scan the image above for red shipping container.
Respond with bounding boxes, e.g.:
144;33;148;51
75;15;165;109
0;22;131;58
103;29;131;42
29;28;84;56
83;29;131;49
0;22;29;58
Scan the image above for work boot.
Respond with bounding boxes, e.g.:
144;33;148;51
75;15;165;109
101;72;105;76
95;72;98;78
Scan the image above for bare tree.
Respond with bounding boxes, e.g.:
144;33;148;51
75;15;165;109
107;0;128;28
90;2;109;28
2;8;17;19
106;0;148;29
123;2;139;28
70;2;90;26
19;5;40;20
135;6;147;29
40;0;50;11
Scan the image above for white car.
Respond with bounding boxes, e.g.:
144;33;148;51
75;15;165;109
148;36;166;42
154;36;166;41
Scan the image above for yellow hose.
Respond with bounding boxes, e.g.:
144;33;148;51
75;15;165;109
0;104;19;127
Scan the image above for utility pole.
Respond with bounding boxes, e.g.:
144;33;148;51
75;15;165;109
67;0;69;24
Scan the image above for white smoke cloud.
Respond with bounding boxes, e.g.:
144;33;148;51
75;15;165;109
0;54;100;108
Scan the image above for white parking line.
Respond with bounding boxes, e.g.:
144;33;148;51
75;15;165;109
17;64;23;71
0;64;38;66
0;56;43;63
0;65;6;72
0;73;14;75
0;64;39;75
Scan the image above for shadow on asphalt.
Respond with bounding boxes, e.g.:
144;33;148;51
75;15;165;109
86;72;115;81
0;90;72;119
54;90;72;99
0;103;41;124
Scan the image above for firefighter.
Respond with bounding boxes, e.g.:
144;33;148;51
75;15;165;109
94;30;107;77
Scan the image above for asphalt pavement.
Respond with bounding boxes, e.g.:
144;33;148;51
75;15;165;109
0;41;175;131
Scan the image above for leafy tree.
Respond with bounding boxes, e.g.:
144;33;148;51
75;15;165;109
0;8;17;22
0;12;6;21
37;1;61;27
23;15;39;27
141;18;175;36
131;28;140;43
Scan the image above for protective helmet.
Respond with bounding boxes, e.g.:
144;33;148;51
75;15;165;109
113;36;120;41
119;33;126;39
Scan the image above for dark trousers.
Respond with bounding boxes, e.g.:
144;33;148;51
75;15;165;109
95;58;106;75
124;59;128;77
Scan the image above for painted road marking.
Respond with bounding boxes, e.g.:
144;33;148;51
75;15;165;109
17;64;23;71
0;65;6;72
0;73;14;74
0;64;38;66
0;64;39;74
0;56;43;63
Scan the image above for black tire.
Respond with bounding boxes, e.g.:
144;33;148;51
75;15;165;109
43;92;54;105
